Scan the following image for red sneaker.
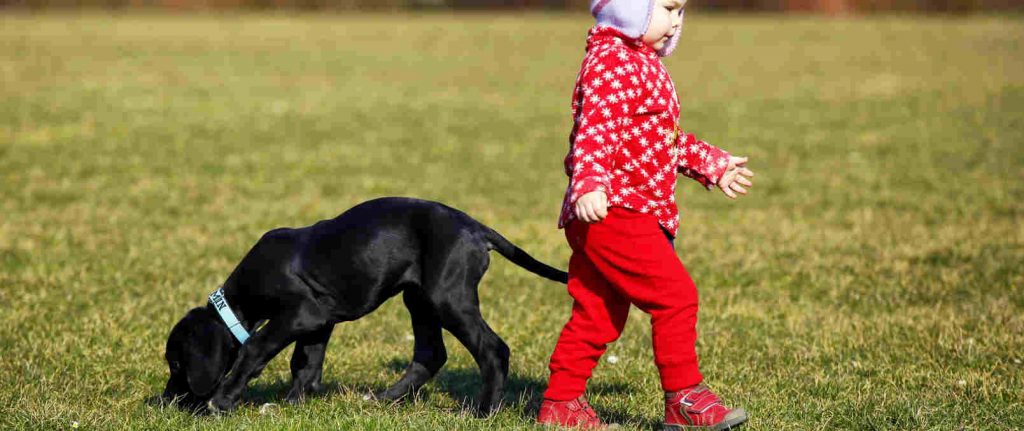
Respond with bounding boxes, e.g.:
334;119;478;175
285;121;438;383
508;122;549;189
537;396;612;429
663;385;748;430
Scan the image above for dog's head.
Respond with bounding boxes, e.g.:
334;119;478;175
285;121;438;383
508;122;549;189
162;306;237;410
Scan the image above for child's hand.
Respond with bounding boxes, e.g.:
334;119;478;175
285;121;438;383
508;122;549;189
716;156;754;199
575;191;609;223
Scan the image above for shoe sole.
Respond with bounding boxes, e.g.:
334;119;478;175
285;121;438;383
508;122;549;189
662;408;748;431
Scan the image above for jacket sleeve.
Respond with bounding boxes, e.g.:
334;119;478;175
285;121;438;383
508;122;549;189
565;49;641;205
676;132;732;190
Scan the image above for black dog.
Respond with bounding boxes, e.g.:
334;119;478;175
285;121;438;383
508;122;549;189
162;197;567;415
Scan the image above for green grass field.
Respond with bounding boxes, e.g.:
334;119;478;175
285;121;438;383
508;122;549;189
1;12;1022;430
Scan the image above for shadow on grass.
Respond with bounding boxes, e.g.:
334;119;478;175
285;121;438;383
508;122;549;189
381;359;651;427
147;358;654;428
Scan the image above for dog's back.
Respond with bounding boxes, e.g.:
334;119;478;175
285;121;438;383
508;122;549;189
224;197;484;320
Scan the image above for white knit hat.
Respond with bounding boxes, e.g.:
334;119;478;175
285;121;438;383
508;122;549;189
590;0;683;57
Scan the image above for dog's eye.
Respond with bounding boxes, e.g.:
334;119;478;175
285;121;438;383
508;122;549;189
170;361;181;371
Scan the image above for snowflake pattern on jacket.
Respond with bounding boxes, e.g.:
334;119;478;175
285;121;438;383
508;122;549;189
558;26;731;237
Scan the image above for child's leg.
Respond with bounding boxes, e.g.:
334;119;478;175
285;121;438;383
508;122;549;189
543;231;631;401
572;208;704;392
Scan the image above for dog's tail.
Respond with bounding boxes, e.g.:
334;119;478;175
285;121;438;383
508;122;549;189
480;227;569;284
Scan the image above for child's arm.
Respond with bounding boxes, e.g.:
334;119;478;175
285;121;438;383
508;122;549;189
676;132;731;190
676;133;754;199
566;52;639;222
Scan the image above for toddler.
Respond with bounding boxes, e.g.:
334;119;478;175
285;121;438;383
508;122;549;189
538;0;755;429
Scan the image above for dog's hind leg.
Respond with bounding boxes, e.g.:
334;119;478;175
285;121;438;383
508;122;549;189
285;324;334;404
374;288;447;402
431;256;510;417
438;300;510;417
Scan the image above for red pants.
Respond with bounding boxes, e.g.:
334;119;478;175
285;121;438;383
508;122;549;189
544;208;703;401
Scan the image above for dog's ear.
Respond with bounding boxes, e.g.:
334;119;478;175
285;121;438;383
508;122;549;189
165;308;200;401
181;308;234;397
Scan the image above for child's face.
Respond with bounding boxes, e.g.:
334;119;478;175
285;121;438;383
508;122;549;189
643;0;686;51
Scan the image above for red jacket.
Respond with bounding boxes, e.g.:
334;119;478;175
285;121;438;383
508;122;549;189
558;26;732;237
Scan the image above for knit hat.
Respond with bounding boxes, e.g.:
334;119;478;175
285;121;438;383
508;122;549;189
590;0;683;57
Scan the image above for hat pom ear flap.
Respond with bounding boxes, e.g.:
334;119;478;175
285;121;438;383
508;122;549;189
657;31;680;57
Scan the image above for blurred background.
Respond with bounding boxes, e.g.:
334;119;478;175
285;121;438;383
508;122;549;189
1;0;1022;13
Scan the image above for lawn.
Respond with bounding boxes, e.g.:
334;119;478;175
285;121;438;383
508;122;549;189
0;12;1021;430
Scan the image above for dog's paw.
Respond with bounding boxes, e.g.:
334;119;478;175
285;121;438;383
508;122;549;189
372;388;408;403
363;389;404;404
206;397;235;415
285;381;324;404
472;400;503;418
284;389;305;405
308;381;324;393
205;400;223;415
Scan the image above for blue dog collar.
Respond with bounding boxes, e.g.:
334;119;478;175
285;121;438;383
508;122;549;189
208;287;250;344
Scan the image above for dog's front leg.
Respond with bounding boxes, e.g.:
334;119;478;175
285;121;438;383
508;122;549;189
285;324;334;404
207;315;312;413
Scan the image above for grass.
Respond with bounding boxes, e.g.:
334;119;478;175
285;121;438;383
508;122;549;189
1;11;1022;431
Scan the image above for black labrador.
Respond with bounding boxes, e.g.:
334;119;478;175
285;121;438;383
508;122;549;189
162;197;567;415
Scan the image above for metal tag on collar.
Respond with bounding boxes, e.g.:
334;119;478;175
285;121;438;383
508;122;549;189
208;287;251;344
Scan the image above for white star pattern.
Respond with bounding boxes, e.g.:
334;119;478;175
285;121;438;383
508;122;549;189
560;27;732;236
